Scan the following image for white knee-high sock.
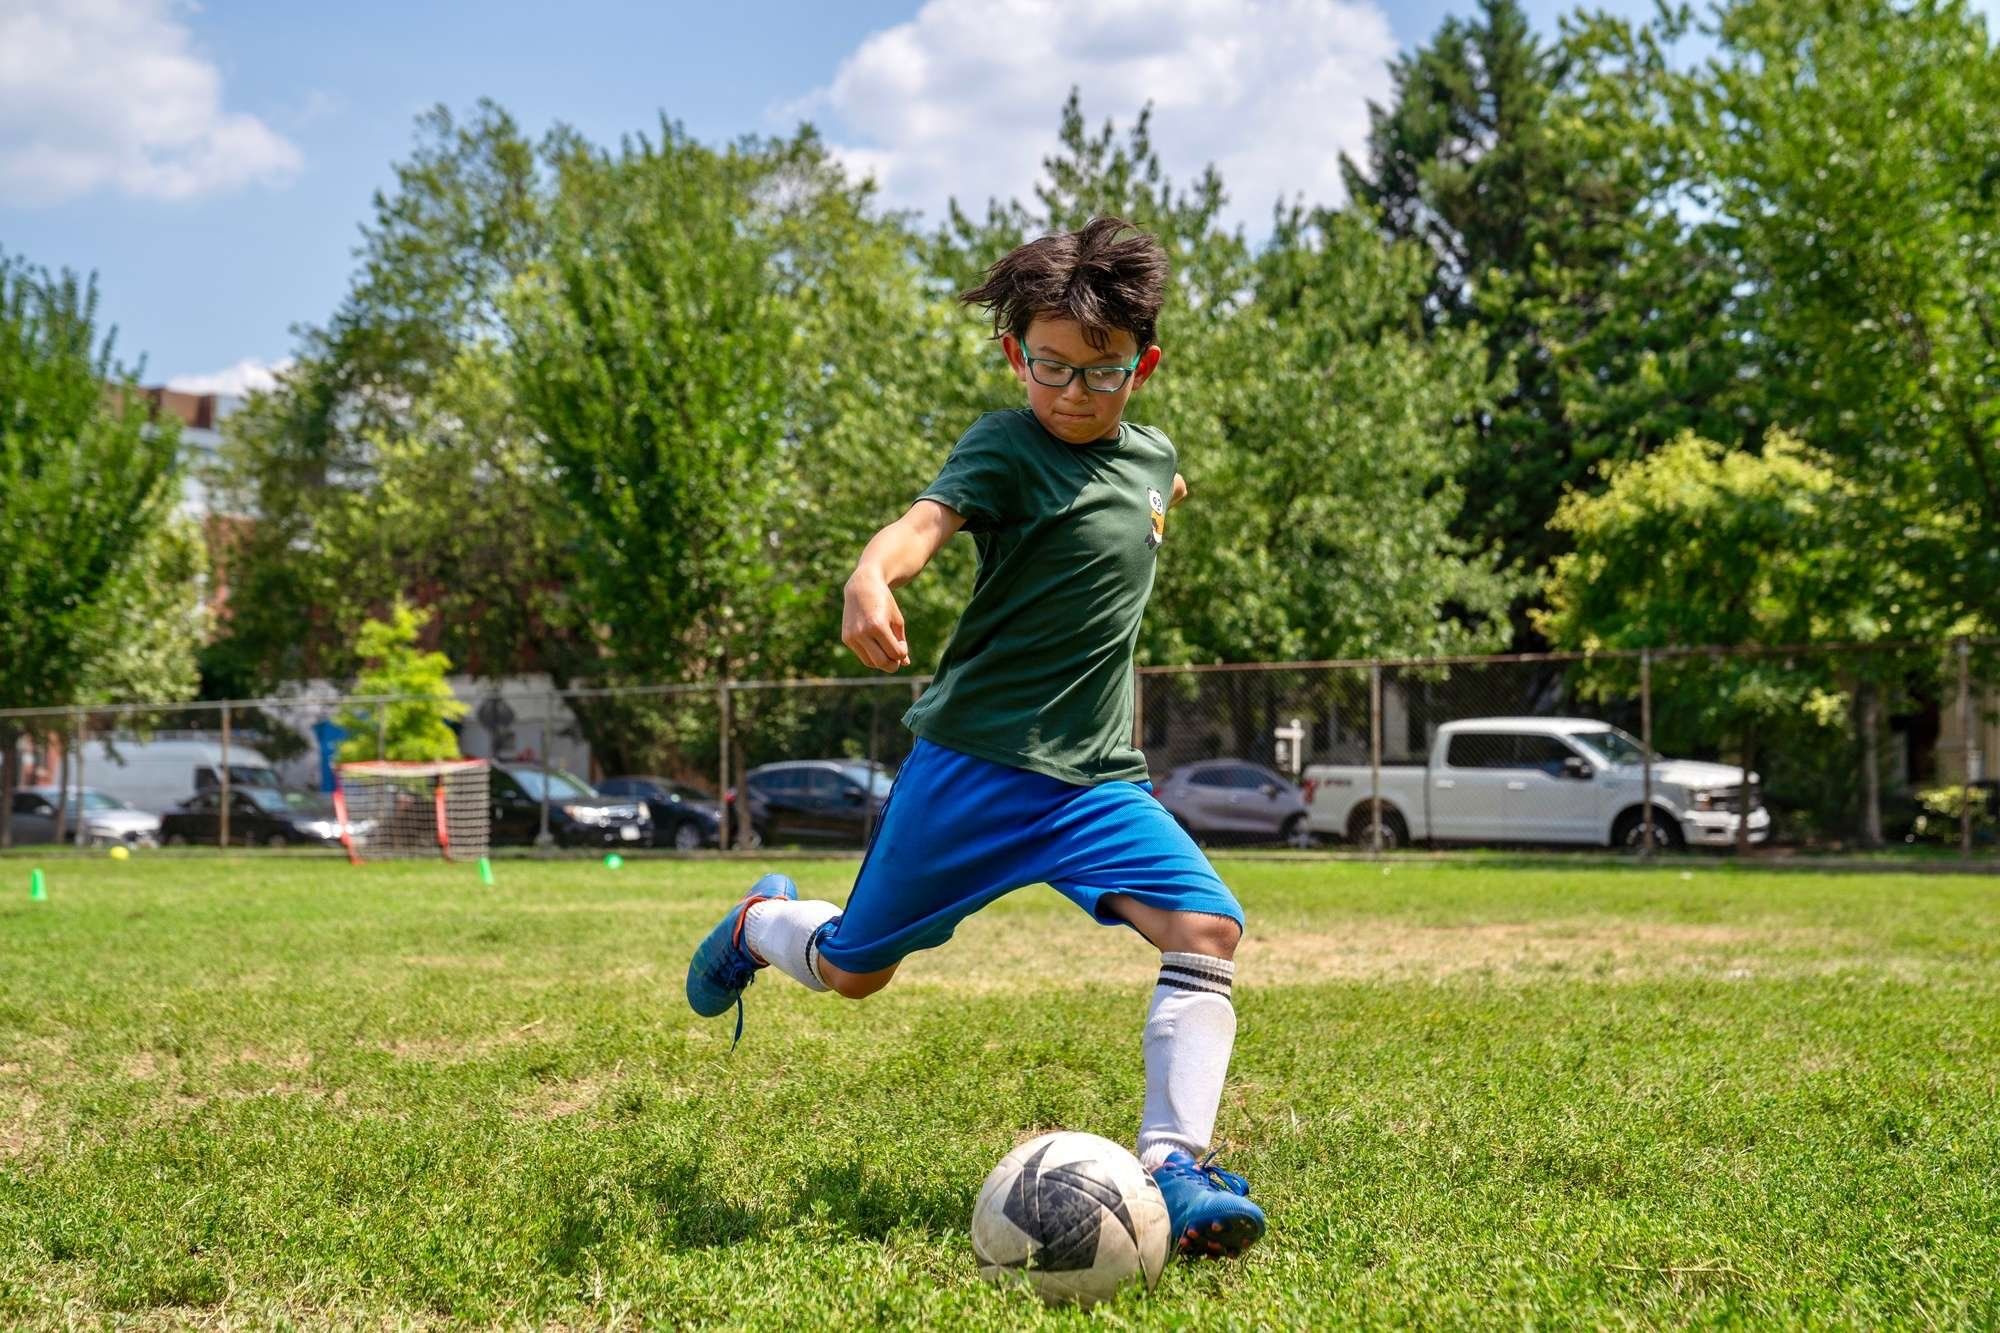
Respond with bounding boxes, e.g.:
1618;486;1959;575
1137;951;1237;1169
743;899;841;992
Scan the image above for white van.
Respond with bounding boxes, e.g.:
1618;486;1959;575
76;736;281;816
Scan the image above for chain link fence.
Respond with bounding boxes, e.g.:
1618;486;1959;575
3;640;1994;860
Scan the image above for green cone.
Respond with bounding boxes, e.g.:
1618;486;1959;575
29;868;47;902
478;856;494;886
603;853;624;870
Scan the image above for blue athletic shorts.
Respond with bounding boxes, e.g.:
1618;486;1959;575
812;738;1244;975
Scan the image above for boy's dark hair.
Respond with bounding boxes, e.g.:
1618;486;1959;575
959;216;1170;354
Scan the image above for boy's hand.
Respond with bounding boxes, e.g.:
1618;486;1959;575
844;573;911;672
1170;473;1188;509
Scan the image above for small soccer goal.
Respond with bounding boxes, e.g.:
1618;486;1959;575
333;759;491;864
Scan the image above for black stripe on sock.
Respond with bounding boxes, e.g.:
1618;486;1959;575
1156;974;1231;996
1160;964;1234;990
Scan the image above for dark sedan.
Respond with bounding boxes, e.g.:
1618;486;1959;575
160;786;357;848
598;776;732;850
487;764;651;848
737;760;894;846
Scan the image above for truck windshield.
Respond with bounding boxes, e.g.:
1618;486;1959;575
1570;728;1654;765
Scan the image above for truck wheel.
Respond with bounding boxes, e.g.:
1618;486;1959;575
1347;806;1407;851
1614;808;1684;851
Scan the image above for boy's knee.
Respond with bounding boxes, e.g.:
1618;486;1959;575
822;962;897;1000
1164;910;1242;960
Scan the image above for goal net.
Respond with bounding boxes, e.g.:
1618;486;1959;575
333;759;491;864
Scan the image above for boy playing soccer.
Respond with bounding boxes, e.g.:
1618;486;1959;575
686;217;1264;1258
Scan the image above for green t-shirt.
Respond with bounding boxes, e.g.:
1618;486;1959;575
903;407;1176;785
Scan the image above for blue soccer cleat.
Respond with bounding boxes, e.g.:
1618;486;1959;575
1150;1151;1266;1259
685;873;797;1041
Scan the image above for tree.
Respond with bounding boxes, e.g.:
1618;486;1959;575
933;97;1516;669
0;255;187;845
510;125;901;687
1537;431;1935;841
209;102;585;691
334;602;467;762
1578;0;2000;637
1342;0;1747;627
76;514;212;706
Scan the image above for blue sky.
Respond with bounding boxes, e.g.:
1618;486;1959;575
0;0;1978;389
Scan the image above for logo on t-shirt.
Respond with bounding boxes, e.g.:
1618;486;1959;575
1146;487;1166;549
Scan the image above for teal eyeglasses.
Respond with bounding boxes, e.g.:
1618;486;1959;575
1017;340;1143;393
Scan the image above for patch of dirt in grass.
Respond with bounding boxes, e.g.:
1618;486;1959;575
233;1045;313;1072
397;954;510;970
380;1018;562;1063
509;1075;607;1120
911;915;1870;990
0;1090;39;1158
122;1050;163;1080
1251;920;1841;983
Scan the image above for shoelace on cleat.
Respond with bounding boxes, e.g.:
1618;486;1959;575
1195;1152;1251;1196
1155;1152;1252;1197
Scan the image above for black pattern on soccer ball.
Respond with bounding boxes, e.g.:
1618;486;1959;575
996;1142;1140;1272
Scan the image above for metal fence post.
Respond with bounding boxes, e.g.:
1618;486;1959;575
219;703;233;849
1640;651;1655;859
537;693;554;850
71;708;87;849
1958;638;1975;859
864;694;880;848
717;683;732;851
376;703;388;763
1131;664;1145;755
1369;663;1383;856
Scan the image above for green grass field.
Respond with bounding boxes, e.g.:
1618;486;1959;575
3;853;1997;1329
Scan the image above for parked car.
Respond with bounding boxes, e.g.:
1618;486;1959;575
72;737;282;814
160;786;361;848
1302;717;1770;851
735;760;894;845
597;776;727;850
1154;760;1312;846
486;764;652;848
9;787;162;847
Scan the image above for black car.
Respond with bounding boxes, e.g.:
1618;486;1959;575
487;764;652;848
737;760;894;846
160;786;355;848
598;776;731;851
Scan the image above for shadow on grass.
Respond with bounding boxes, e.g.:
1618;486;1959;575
540;1152;973;1266
785;1158;974;1241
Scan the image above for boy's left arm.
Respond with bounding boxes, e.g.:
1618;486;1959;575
1170;473;1188;509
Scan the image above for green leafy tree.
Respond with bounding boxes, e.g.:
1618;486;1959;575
0;255;187;845
509;125;879;686
932;97;1513;669
1537;431;1934;841
1572;0;2000;637
334;602;467;762
76;514;212;706
1343;0;1751;629
209;102;584;691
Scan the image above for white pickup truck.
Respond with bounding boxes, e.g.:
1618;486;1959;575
1302;716;1771;851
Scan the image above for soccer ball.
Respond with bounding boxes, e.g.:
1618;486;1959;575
971;1131;1170;1306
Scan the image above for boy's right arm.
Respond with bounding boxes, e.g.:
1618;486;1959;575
842;499;965;672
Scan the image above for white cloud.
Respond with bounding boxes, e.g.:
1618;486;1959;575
0;0;301;205
793;0;1397;230
166;356;291;397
